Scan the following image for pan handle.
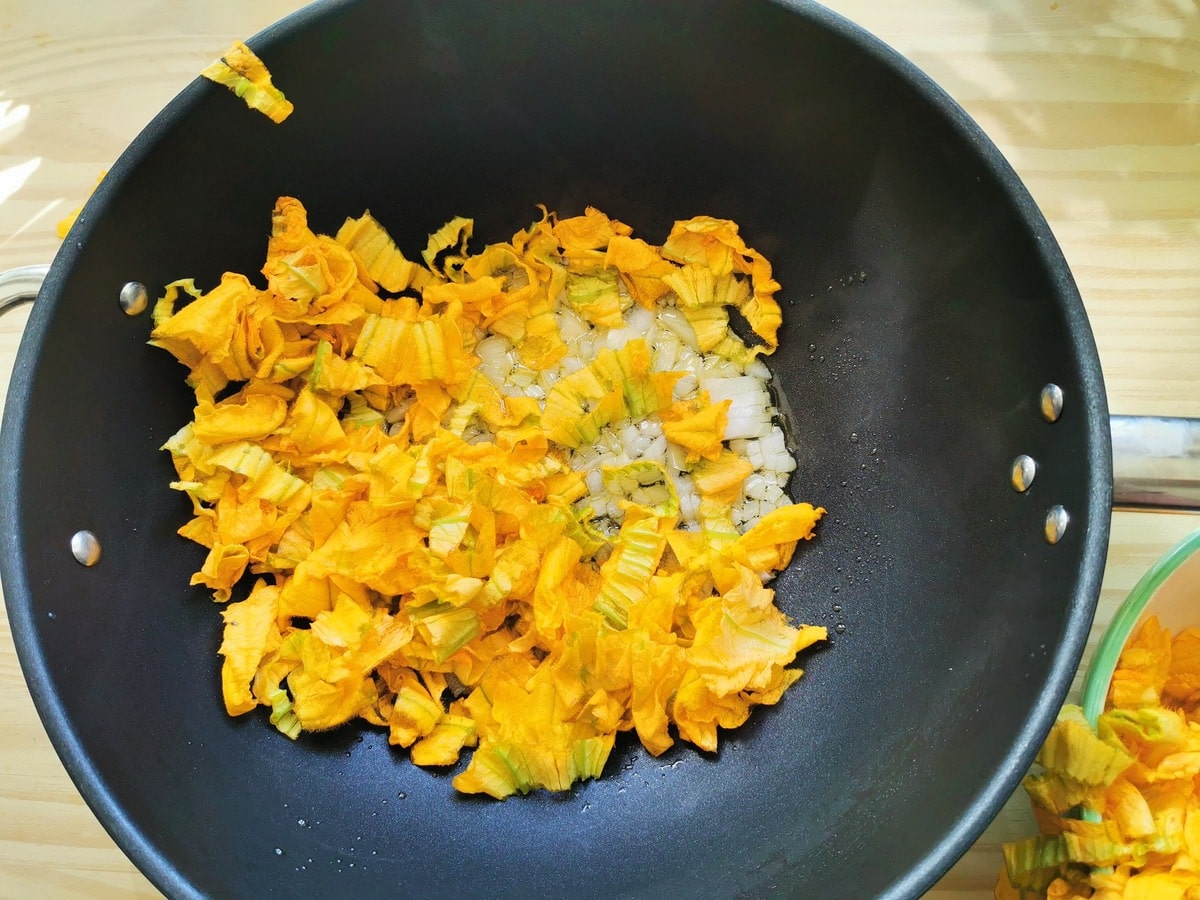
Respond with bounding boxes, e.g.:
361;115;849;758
1111;416;1200;511
0;264;1193;510
0;264;50;315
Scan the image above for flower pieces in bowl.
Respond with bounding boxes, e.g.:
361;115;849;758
150;198;825;798
997;616;1200;898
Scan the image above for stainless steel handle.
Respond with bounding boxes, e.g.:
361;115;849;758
0;264;49;315
1111;415;1200;511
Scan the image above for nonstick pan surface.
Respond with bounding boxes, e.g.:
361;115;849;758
0;2;1110;897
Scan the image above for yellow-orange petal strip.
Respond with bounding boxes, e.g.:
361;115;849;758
201;40;294;124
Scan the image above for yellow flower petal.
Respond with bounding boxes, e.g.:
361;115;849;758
218;581;280;715
200;40;294;123
660;394;729;463
149;273;254;370
193;392;288;444
336;211;430;293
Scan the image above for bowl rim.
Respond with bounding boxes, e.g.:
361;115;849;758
1081;528;1200;724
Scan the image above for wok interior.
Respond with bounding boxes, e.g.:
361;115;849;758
6;1;1106;896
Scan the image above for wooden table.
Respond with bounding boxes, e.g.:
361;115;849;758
0;1;1195;896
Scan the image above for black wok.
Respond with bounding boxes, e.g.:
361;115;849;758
0;1;1114;897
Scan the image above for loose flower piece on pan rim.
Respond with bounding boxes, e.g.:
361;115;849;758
200;40;294;124
151;197;826;799
60;41;289;242
996;616;1200;899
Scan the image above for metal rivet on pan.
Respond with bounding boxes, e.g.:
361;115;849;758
70;530;101;566
1040;383;1063;423
1011;455;1037;492
119;281;149;316
1043;506;1069;545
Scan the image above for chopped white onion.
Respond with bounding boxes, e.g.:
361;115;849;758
657;307;700;351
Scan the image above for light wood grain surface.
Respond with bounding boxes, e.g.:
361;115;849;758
0;1;1196;897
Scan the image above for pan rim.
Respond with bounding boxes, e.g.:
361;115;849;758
783;1;1112;896
0;3;347;899
0;1;1112;898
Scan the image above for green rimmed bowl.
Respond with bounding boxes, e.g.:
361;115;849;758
1081;529;1200;724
